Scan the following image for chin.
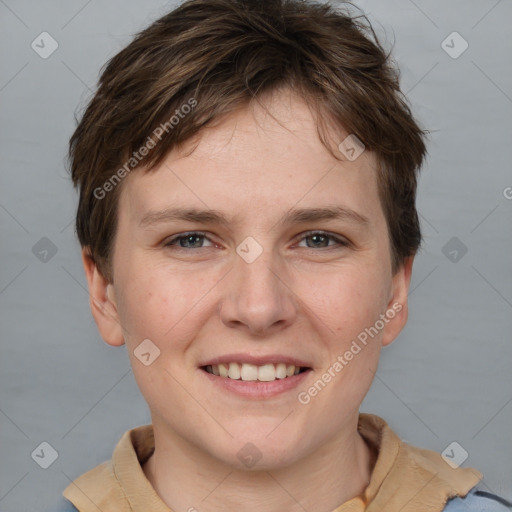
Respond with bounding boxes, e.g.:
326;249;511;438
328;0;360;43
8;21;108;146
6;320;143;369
212;436;309;472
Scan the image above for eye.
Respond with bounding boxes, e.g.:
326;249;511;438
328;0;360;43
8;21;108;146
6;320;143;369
163;230;350;251
164;232;214;249
296;231;350;249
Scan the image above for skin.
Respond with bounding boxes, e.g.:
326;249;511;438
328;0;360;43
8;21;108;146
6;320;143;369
82;87;414;512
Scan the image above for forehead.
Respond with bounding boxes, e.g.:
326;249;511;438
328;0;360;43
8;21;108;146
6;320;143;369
119;88;385;230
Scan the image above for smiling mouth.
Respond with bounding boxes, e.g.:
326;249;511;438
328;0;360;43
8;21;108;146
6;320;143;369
201;362;311;382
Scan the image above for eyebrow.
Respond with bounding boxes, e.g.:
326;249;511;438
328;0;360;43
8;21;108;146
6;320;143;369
138;205;370;229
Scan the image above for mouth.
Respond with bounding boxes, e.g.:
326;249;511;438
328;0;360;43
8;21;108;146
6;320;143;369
199;358;313;399
201;362;311;382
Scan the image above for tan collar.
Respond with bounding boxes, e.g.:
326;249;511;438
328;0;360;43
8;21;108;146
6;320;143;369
63;414;481;512
332;414;481;511
64;424;169;511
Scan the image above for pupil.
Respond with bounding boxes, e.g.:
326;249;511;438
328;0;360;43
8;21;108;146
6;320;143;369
183;235;201;247
309;234;327;247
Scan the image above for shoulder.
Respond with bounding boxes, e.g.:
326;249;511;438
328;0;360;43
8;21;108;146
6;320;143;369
443;487;512;511
50;496;79;511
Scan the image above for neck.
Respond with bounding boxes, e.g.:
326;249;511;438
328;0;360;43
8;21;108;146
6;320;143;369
143;415;375;512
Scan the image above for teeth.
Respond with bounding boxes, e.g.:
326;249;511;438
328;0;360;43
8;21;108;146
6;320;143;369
218;363;229;377
228;362;241;380
240;363;258;381
275;363;287;379
205;362;307;381
258;364;276;382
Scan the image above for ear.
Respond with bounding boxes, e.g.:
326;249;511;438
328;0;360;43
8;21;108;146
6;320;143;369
81;248;125;347
381;256;414;347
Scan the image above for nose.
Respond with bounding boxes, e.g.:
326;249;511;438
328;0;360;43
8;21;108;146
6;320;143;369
219;246;298;336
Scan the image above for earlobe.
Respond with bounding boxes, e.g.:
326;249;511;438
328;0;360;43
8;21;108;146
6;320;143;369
381;256;414;347
81;248;125;347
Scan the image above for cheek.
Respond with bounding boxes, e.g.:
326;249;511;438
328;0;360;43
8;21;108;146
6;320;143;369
304;263;389;335
115;262;214;346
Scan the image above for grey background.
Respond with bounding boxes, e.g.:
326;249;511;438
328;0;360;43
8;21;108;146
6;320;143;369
0;0;511;510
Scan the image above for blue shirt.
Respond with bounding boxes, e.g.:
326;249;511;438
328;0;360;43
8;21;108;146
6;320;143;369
443;488;512;511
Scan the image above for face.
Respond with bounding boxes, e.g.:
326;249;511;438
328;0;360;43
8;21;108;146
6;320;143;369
84;87;413;470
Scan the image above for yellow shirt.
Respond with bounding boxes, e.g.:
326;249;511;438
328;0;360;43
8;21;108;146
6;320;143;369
63;413;482;511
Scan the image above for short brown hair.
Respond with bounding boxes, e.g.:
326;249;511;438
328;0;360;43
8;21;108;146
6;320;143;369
69;0;427;282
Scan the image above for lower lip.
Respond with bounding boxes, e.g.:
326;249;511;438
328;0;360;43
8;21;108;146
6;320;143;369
200;368;312;399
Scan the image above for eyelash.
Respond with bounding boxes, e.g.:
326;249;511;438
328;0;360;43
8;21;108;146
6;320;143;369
163;231;350;250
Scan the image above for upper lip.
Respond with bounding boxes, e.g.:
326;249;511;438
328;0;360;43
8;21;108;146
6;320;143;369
199;353;312;368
